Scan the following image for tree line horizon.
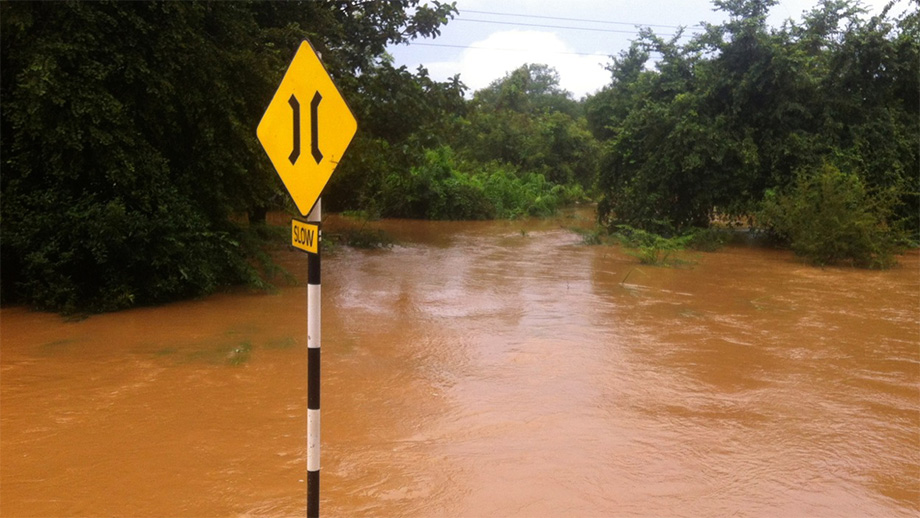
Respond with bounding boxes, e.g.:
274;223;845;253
1;0;917;313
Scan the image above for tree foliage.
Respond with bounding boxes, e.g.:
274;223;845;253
587;0;918;245
376;146;585;220
759;163;906;268
457;64;600;188
329;62;599;221
0;0;456;312
323;61;468;212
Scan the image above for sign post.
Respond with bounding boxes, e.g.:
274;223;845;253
257;40;356;518
305;199;321;518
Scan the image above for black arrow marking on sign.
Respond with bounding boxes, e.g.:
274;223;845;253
288;94;300;165
311;92;323;164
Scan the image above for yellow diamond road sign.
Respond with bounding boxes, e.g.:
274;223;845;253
257;40;357;216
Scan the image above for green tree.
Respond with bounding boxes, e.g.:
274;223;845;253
588;0;918;247
324;61;468;213
459;64;599;188
346;62;598;221
760;163;906;268
474;63;579;116
0;0;456;312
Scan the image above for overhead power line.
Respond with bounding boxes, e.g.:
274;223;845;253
404;41;673;58
396;8;701;61
461;9;701;30
454;17;692;36
406;41;609;57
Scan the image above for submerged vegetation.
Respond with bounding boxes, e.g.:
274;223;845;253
1;0;916;313
325;223;396;251
758;163;908;268
614;226;697;267
579;224;732;267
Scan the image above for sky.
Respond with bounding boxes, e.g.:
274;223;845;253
386;0;913;99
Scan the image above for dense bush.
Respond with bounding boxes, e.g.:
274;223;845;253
0;1;456;313
614;225;695;266
0;2;276;312
377;146;585;220
336;63;599;223
759;164;907;268
685;227;730;252
587;0;919;250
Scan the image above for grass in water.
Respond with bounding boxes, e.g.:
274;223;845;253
41;338;79;349
180;340;254;366
266;336;297;349
225;341;252;366
613;225;696;267
327;212;395;250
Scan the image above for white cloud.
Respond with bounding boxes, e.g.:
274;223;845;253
426;30;611;99
404;0;915;99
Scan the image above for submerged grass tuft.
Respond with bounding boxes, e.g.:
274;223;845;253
570;224;608;245
614;225;697;267
41;338;79;349
225;340;252;366
266;336;297;349
178;339;254;366
337;227;396;249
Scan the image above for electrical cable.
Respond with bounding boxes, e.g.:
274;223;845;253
460;9;701;30
454;17;685;35
405;41;609;57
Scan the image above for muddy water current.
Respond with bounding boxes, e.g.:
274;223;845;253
2;212;918;517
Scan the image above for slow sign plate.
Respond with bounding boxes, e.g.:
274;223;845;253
291;220;319;254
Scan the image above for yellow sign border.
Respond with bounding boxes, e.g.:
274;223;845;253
257;40;357;216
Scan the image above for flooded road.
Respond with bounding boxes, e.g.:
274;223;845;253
2;212;918;517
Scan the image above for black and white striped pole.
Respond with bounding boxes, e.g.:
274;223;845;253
257;39;356;518
306;198;321;518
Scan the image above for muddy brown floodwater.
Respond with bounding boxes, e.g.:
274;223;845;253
2;211;918;517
